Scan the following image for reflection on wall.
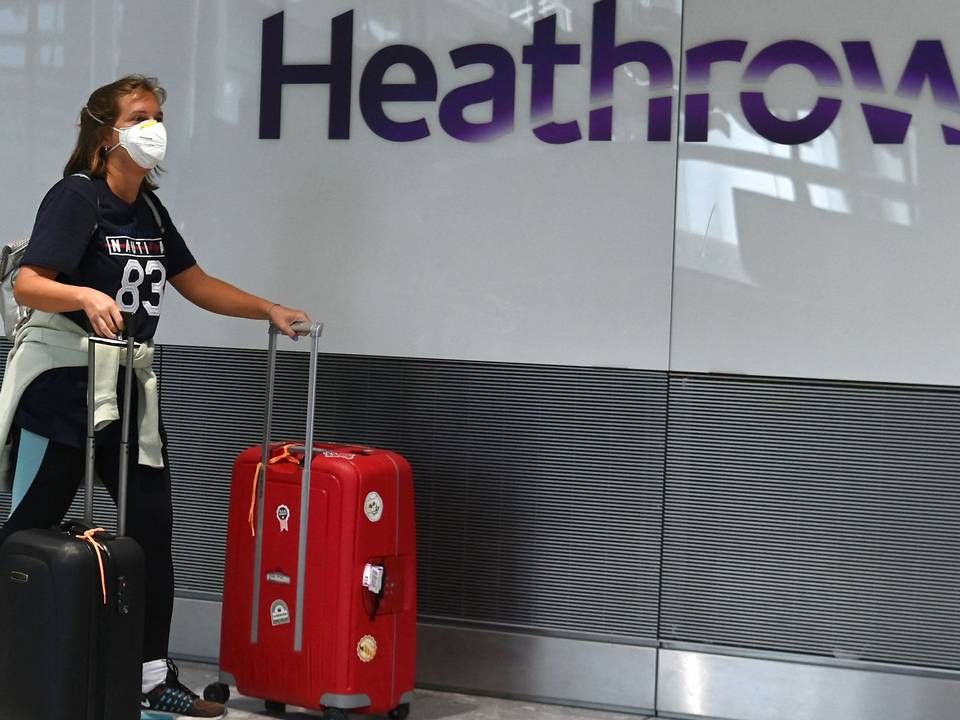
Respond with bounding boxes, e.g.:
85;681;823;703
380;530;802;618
677;108;922;288
671;2;960;384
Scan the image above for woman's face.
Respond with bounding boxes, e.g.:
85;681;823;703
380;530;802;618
106;90;164;170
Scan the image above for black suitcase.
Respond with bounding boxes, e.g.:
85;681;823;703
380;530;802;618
0;318;146;720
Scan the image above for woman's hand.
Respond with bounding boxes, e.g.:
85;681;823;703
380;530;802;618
268;304;310;338
13;267;124;337
79;287;125;338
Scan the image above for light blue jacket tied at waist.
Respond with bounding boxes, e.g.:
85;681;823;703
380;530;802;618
0;310;163;493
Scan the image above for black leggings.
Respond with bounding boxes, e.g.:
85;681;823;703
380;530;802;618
0;427;174;662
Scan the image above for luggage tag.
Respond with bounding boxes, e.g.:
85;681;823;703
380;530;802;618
362;563;384;594
248;444;302;537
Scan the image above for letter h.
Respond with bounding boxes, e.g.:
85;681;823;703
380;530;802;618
259;10;354;139
589;0;674;141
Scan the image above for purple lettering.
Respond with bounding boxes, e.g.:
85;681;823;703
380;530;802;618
860;104;913;144
439;44;516;143
359;46;438;142
841;41;914;144
896;40;960;110
842;41;885;92
257;9;960;149
259;11;353;140
522;13;582;144
743;40;842;87
589;0;674;142
741;41;842;145
684;40;748;142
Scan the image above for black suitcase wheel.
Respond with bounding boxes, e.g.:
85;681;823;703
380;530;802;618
389;703;411;720
322;708;348;720
203;682;230;704
265;699;287;714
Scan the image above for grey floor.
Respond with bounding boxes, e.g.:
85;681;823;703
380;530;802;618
178;662;649;720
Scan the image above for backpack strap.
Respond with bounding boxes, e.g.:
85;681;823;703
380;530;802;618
70;172;100;233
71;172;165;236
141;192;165;236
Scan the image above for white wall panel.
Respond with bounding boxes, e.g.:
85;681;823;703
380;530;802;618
0;1;680;370
6;1;956;382
672;0;960;385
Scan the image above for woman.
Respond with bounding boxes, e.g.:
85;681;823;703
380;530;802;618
0;75;306;717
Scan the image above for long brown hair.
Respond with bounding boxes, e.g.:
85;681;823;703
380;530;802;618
63;75;167;190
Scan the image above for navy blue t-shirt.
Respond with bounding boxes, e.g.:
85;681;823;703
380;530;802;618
14;174;196;447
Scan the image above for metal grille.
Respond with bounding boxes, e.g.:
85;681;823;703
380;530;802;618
661;373;960;670
4;339;960;665
159;345;666;640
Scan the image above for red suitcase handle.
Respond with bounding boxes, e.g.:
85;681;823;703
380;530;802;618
249;319;323;652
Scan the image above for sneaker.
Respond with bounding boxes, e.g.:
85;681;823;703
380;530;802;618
140;659;227;718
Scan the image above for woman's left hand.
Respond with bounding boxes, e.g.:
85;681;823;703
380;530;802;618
268;304;310;338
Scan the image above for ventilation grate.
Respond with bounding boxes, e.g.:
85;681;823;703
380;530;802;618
661;373;960;670
159;345;666;640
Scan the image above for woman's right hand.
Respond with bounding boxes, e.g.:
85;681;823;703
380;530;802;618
79;287;124;338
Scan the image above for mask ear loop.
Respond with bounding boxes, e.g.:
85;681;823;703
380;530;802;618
85;107;122;155
84;106;106;125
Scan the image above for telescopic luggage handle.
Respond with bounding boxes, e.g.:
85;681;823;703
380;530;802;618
261;320;324;469
84;312;137;537
251;318;323;649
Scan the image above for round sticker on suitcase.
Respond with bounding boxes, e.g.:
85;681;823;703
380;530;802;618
357;635;378;662
364;492;384;523
276;504;291;532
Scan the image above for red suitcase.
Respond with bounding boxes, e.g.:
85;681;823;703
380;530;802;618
208;322;416;719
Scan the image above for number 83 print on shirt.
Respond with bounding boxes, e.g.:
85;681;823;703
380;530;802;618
23;173;196;341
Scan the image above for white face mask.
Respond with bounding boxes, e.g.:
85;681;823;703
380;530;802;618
109;119;167;170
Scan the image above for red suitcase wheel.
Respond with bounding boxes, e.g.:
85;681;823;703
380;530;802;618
389;703;411;720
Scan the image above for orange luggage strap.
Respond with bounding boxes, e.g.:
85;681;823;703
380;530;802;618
76;528;108;605
248;444;303;537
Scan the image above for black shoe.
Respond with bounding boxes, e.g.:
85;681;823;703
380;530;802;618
140;659;227;718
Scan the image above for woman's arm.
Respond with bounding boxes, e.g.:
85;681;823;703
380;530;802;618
169;265;308;337
15;265;124;337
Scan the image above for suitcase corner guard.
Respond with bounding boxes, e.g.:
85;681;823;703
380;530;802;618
320;693;373;709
